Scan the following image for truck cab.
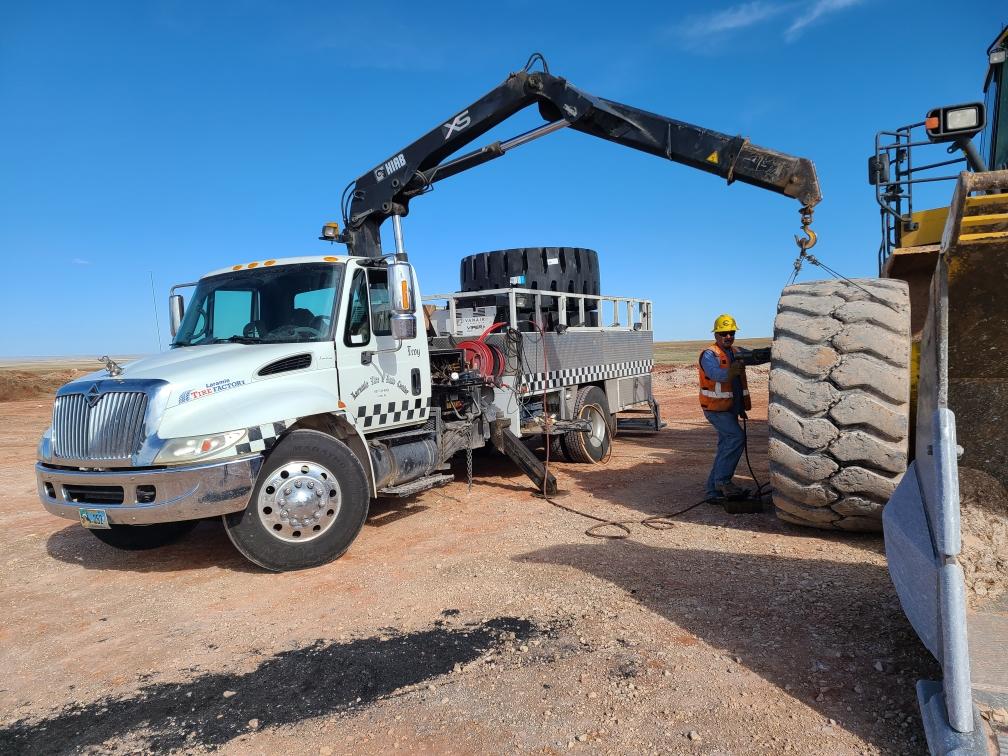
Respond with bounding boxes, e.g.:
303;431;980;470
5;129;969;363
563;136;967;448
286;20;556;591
37;254;432;567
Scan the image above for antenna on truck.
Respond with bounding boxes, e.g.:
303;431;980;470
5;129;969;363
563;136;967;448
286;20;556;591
149;271;163;351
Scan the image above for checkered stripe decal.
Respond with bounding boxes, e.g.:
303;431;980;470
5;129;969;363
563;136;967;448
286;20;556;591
356;398;429;429
234;418;298;456
519;360;653;393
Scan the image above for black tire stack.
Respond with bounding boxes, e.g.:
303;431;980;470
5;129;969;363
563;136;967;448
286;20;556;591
460;247;600;295
459;247;601;328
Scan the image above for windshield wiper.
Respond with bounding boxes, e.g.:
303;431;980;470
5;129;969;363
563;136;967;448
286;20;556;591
204;336;264;345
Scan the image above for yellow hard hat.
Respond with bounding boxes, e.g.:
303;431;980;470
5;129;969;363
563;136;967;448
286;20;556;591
712;313;738;333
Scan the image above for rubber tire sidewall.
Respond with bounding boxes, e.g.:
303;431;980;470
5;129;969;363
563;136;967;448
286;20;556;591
223;430;370;571
88;520;199;551
562;385;612;464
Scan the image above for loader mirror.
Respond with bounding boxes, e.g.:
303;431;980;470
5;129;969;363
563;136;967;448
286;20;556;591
868;153;890;185
169;294;185;337
924;102;985;142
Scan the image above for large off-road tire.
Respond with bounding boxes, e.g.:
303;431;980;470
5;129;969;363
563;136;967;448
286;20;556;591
88;520;199;550
562;385;613;464
768;278;911;532
460;247;600;296
223;430;370;571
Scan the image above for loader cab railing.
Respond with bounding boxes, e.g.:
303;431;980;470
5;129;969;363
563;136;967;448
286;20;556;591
871;122;973;272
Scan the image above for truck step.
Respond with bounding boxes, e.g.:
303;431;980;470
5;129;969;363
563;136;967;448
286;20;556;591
616;397;665;432
372;422;436;442
378;473;455;498
617;417;668;432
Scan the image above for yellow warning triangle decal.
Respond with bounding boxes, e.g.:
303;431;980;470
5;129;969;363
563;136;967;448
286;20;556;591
706;151;719;164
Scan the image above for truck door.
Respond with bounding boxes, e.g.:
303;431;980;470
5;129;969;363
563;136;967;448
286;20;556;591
336;264;430;431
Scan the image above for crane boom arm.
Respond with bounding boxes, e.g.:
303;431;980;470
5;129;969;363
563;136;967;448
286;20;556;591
340;67;821;257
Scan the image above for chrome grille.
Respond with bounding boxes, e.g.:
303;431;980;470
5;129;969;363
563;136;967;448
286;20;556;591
53;391;148;461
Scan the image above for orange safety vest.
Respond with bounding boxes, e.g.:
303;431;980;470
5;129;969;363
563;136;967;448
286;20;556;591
698;343;751;412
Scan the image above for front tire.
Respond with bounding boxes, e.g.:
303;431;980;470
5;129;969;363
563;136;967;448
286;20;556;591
88;520;198;550
223;430;370;571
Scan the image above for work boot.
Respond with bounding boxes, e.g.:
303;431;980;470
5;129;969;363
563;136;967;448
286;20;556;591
716;480;745;498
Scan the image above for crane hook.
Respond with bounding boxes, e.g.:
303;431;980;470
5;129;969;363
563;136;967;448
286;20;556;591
795;226;817;251
794;205;817;252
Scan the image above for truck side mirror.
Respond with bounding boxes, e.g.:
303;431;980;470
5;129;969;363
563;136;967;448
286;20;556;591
924;102;985;143
387;261;417;340
391;315;417;340
868;153;889;186
169;294;185;337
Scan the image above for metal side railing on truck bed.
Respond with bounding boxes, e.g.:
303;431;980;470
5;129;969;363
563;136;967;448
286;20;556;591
424;287;659;433
424;287;653;335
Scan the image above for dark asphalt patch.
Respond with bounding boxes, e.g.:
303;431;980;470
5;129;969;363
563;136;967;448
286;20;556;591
0;616;538;755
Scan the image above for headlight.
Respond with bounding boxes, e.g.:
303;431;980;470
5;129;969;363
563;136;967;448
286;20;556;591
37;427;53;462
155;430;247;464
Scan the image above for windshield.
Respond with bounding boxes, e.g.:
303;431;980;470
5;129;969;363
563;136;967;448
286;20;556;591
173;263;344;346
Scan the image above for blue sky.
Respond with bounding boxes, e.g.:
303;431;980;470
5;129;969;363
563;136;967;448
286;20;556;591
0;2;1001;356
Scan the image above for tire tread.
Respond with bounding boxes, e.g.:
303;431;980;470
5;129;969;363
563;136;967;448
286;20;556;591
768;278;910;531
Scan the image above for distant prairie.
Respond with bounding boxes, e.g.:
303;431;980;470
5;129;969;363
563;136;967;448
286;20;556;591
0;341;771;402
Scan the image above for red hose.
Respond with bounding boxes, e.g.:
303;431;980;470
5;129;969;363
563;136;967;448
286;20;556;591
458;320;509;380
478;321;508;341
457;339;493;376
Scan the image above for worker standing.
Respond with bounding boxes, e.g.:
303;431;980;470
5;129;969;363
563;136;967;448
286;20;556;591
698;314;770;500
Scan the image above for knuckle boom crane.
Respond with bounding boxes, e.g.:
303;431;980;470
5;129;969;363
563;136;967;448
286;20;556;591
334;54;822;258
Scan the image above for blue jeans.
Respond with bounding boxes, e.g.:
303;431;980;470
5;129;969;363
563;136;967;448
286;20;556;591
703;410;745;498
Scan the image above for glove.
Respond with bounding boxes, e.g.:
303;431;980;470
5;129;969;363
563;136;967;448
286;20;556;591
750;347;772;365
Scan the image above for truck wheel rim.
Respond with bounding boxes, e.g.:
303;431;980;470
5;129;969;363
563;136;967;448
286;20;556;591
584;404;608;450
257;461;341;543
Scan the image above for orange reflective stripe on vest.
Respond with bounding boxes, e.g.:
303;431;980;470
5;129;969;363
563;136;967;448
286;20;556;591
698;343;751;412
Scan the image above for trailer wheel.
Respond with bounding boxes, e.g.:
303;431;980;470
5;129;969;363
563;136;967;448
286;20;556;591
223;430;369;571
562;386;613;464
88;520;198;550
768;278;911;532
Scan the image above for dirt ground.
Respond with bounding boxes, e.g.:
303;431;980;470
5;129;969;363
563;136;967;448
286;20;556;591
0;367;942;755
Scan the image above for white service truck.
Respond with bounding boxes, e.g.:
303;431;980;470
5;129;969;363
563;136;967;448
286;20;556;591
36;245;657;570
37;56;822;571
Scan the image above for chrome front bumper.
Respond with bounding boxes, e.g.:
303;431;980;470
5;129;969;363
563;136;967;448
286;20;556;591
36;456;263;525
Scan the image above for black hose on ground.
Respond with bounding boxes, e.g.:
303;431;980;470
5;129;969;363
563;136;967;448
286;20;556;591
741;416;772;499
537;413;771;538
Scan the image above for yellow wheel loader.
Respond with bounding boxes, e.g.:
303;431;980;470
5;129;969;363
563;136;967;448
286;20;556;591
767;26;1008;754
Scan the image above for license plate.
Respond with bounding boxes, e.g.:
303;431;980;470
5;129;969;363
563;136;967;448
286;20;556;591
79;508;110;529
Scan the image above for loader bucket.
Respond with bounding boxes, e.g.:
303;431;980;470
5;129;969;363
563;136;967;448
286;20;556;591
883;170;1008;754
